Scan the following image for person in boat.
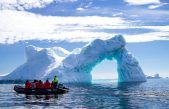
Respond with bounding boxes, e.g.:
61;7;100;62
35;80;39;88
53;76;59;88
44;79;51;89
38;80;44;89
25;80;32;89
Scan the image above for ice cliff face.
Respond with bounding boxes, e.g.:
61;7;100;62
1;35;146;83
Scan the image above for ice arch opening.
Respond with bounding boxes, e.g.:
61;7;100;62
47;35;146;83
91;59;118;80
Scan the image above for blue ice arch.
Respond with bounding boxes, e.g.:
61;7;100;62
47;35;146;83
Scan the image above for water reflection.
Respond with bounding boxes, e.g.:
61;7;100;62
117;82;144;89
23;94;64;108
25;94;59;100
117;82;144;109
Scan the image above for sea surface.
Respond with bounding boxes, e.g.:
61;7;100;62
1;79;169;109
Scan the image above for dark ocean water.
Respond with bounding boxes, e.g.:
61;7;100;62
1;79;169;109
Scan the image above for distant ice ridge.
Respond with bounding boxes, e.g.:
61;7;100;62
1;35;146;83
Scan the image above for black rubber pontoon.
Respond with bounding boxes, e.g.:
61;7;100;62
14;85;69;95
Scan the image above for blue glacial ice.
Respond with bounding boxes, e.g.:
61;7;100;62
47;35;146;83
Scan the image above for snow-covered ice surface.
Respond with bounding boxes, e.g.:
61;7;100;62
1;35;146;83
1;45;70;80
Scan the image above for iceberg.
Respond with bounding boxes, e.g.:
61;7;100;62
146;74;162;79
1;35;146;83
47;35;146;83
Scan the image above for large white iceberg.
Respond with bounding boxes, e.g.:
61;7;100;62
1;35;146;83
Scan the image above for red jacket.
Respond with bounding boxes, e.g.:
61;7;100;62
44;81;51;89
25;82;32;89
38;82;44;89
35;81;39;88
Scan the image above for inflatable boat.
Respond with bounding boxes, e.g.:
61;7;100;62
14;85;69;95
